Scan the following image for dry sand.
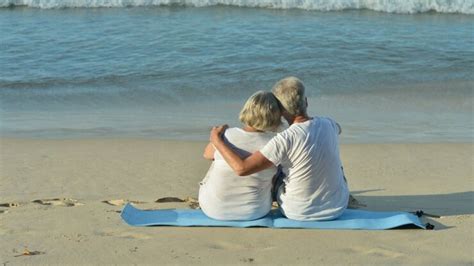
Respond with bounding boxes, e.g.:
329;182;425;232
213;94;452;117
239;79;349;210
0;138;472;265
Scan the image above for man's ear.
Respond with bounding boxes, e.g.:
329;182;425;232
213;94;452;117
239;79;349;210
305;97;308;108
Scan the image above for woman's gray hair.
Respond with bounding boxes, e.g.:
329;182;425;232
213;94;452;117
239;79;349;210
239;91;282;132
272;76;306;116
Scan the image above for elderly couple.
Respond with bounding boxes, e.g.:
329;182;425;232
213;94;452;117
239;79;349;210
199;77;350;221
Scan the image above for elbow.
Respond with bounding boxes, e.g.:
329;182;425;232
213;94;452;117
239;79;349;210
235;167;250;176
236;170;246;176
233;161;256;176
203;153;213;161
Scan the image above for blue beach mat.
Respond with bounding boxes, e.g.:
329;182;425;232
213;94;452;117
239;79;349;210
121;203;426;230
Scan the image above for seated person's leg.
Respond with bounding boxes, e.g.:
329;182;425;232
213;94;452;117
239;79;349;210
272;166;285;202
342;166;366;208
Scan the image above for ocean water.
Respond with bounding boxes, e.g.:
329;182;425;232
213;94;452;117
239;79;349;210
1;1;473;142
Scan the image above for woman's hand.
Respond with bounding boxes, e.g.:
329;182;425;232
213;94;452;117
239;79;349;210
210;124;228;144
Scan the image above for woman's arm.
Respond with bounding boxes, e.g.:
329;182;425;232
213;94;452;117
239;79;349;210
203;142;215;160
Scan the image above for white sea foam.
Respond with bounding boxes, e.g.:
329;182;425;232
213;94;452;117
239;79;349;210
1;0;473;14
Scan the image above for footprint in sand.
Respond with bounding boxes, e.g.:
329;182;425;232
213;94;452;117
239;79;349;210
32;198;84;207
185;198;200;210
155;197;185;203
102;199;147;206
14;248;46;257
208;241;259;251
0;202;23;208
346;246;405;259
155;196;200;209
365;248;405;258
96;229;152;240
102;197;201;209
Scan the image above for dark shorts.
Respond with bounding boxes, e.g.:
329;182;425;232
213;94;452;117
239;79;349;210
272;167;286;202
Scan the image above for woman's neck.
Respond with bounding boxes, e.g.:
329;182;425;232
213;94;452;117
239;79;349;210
242;126;264;133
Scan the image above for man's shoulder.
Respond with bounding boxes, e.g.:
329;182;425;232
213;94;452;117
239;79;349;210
270;116;337;142
283;117;337;137
277;124;299;138
273;122;308;144
315;116;338;125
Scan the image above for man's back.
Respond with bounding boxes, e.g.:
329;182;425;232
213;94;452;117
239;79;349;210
260;117;349;221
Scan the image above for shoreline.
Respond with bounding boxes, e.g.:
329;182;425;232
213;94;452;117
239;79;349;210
1;138;472;264
1;133;472;144
2;136;472;145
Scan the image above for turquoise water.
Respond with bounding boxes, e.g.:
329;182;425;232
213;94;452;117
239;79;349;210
1;5;473;142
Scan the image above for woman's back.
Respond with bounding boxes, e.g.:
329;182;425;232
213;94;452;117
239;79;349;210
199;127;277;220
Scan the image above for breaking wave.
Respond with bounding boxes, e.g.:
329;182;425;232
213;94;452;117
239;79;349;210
1;0;473;14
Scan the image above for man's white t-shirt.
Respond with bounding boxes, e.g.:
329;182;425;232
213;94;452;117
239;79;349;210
199;127;277;221
260;117;349;221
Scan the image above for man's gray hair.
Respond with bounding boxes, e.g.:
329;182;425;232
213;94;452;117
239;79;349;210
272;76;306;116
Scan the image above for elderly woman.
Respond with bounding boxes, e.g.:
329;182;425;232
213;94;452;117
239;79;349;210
199;91;282;221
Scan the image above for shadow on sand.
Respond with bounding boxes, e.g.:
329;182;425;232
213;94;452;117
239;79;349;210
352;190;473;217
351;190;473;230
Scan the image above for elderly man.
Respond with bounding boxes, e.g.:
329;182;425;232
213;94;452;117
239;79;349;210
210;77;349;221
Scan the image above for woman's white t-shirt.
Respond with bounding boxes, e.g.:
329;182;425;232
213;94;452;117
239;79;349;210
199;127;277;221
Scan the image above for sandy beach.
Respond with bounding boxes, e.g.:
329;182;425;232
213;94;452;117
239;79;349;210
2;1;472;265
0;138;472;265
